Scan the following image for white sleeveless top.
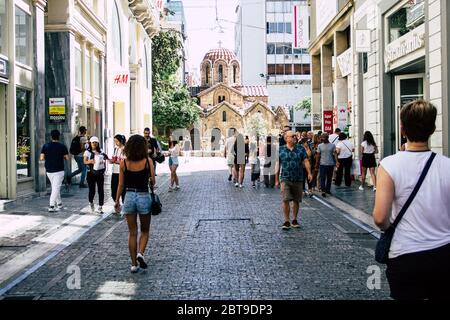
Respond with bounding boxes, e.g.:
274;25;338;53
380;151;450;258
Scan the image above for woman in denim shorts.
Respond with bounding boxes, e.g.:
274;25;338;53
114;135;155;273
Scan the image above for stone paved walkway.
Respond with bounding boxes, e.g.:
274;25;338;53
1;162;389;300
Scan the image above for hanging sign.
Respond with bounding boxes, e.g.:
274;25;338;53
0;57;8;79
294;5;309;49
323;110;333;134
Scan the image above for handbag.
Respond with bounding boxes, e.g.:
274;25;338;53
150;187;162;215
375;152;436;264
154;152;165;164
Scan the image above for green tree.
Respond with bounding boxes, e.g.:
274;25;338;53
152;30;199;136
246;112;268;138
295;96;311;119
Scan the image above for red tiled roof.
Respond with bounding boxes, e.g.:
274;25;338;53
203;48;237;64
233;85;268;97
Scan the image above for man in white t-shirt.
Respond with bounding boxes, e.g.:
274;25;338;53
328;128;341;145
335;133;354;187
224;128;236;182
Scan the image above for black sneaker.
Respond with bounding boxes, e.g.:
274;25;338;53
281;221;291;230
322;192;327;197
136;253;148;269
66;176;72;186
228;174;232;181
291;220;300;228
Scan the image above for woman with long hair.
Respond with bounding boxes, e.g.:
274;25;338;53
168;140;180;191
83;136;108;214
114;135;155;273
359;131;378;191
110;134;127;205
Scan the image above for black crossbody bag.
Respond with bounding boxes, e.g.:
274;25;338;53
375;152;436;264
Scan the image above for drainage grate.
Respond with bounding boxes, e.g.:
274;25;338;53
1;295;37;300
61;194;74;198
346;232;374;240
195;218;253;230
8;211;29;216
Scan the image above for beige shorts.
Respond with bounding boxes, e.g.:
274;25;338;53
281;181;303;202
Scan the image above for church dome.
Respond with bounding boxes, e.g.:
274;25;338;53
203;48;237;64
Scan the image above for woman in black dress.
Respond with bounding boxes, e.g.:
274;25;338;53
359;131;378;191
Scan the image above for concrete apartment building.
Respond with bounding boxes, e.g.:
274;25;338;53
235;0;312;131
309;0;450;159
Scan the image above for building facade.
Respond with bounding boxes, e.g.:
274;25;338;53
0;0;160;200
309;0;450;159
106;0;160;155
235;0;312;131
191;48;289;152
0;0;46;199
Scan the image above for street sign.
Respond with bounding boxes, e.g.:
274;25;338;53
355;30;371;53
49;98;66;123
0;57;8;79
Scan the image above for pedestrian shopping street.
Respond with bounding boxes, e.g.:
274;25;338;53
0;158;388;300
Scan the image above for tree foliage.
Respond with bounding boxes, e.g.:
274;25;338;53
295;96;311;119
246;112;268;138
152;30;199;135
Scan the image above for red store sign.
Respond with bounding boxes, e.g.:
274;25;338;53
323;110;333;134
112;73;129;86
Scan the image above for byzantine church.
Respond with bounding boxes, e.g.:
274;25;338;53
190;47;289;151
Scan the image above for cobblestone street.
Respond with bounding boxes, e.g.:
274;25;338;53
0;158;390;300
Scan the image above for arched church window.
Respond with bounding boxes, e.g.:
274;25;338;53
233;65;237;83
218;65;223;82
206;65;210;84
218;95;226;103
222;111;227;122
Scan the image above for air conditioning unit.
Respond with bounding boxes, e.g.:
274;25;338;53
294;55;299;59
285;55;290;59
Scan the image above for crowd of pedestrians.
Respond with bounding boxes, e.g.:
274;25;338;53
37;99;450;300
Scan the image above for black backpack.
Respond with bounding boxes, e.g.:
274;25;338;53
70;136;82;155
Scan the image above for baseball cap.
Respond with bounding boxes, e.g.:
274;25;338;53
90;136;100;143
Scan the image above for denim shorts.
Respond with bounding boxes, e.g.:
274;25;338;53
169;157;179;166
122;191;152;215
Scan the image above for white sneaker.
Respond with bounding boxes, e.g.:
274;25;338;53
239;184;244;188
136;253;148;269
130;265;140;273
373;187;377;192
96;206;104;214
168;187;173;192
57;203;63;210
48;206;58;212
175;185;180;190
358;185;364;191
235;183;239;187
